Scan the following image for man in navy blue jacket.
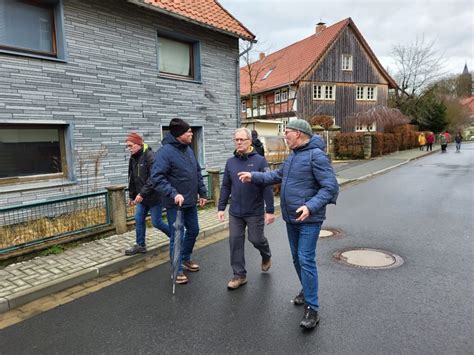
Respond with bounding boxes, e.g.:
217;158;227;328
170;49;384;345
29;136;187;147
151;118;208;285
217;128;275;290
239;119;338;330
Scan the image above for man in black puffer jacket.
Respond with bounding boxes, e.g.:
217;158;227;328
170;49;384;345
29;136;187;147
217;128;275;290
125;132;170;256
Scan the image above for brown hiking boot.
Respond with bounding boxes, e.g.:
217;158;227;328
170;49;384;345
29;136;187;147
261;257;272;272
227;276;247;290
175;273;188;284
182;260;200;272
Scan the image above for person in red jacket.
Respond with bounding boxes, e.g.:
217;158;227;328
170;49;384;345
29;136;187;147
425;132;435;151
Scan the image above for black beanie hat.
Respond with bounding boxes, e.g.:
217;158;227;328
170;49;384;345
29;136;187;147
169;118;190;137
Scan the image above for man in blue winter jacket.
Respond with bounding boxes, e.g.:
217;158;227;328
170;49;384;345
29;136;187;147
151;118;208;285
238;119;338;330
217;128;275;290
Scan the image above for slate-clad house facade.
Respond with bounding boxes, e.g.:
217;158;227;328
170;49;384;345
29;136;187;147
0;0;254;207
240;18;397;133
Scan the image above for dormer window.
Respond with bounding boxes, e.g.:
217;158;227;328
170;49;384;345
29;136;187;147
261;69;273;80
342;54;353;71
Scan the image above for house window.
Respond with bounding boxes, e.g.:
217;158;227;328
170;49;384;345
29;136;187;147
158;35;200;81
0;0;66;60
280;89;288;102
241;100;247;113
342;54;353;71
356;86;377;101
355;122;377;132
252;97;258;109
325;86;334;100
313;85;323;99
0;124;68;183
367;87;375;100
274;91;281;103
313;84;336;100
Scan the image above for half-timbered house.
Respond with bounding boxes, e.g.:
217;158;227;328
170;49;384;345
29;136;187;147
240;18;397;133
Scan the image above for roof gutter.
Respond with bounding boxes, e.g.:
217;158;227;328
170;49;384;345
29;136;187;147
126;0;254;41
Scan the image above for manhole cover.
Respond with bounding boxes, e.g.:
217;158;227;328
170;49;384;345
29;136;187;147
319;228;343;238
333;248;403;269
319;229;334;238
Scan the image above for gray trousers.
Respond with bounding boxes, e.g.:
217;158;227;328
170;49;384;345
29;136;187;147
229;214;272;277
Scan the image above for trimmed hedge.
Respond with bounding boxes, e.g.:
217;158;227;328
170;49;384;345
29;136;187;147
334;133;364;159
335;124;421;159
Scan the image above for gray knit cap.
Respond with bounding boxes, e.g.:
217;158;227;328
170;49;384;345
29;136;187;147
286;119;312;136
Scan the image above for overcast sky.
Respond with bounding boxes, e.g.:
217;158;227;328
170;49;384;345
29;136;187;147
220;0;473;77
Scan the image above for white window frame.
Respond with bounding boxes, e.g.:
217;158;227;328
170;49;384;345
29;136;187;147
355;122;377;132
274;91;281;103
342;54;353;71
356;86;377;101
280;89;288;102
313;84;336;101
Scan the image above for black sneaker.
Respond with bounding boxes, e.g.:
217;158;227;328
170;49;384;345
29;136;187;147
300;305;320;329
125;244;147;256
292;289;304;305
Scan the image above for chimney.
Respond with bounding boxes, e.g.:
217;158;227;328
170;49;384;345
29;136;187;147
315;22;326;34
259;52;265;60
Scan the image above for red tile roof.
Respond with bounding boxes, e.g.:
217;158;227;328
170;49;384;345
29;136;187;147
240;18;396;96
141;0;255;41
460;97;474;114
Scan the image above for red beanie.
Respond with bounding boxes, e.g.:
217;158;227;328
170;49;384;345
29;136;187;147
126;132;143;145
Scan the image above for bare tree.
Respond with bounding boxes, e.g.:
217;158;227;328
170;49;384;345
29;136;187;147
240;41;278;118
391;36;446;106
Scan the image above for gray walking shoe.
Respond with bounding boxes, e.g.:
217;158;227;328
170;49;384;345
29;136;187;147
292;289;305;305
300;305;320;329
125;244;147;256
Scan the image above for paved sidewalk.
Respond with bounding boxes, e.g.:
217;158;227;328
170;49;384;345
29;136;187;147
0;147;439;314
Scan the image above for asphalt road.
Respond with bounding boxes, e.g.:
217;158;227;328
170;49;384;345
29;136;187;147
1;145;473;354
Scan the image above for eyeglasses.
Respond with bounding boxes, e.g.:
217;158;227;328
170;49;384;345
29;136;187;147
126;143;136;149
284;130;298;136
234;138;250;142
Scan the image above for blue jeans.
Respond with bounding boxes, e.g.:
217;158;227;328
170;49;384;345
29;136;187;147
135;203;170;247
166;205;200;272
286;222;322;311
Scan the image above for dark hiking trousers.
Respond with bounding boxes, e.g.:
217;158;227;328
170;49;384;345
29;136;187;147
229;214;271;277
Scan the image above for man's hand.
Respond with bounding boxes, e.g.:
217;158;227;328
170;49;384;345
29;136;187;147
295;206;310;221
238;171;252;183
174;194;184;206
217;211;225;221
128;199;135;206
133;194;143;204
265;213;275;225
199;197;207;207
